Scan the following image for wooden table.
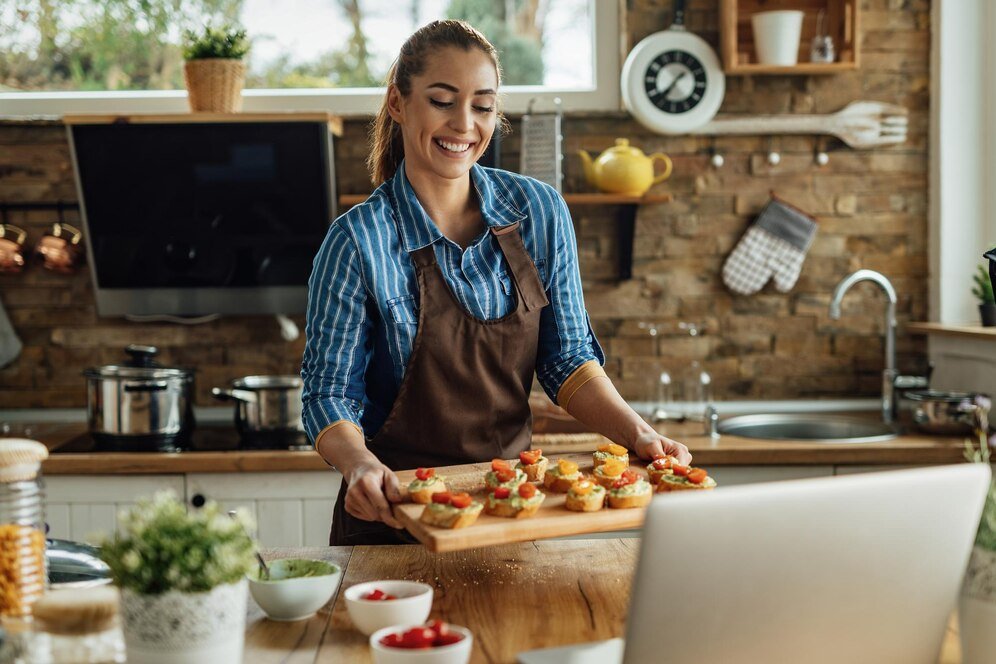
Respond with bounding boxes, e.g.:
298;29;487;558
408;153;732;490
246;541;961;663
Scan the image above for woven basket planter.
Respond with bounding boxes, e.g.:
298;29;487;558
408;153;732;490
183;59;247;113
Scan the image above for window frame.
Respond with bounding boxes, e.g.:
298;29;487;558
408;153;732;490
0;1;619;117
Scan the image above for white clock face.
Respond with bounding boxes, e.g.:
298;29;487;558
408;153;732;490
622;30;725;135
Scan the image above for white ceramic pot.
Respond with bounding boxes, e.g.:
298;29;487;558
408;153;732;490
120;579;247;664
961;546;996;663
751;10;804;66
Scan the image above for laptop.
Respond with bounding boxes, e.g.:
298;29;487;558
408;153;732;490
518;464;991;664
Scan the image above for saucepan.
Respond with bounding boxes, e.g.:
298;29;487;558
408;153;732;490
212;375;306;447
905;390;990;435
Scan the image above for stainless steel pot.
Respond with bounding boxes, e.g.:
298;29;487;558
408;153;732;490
905;390;989;435
212;375;305;446
84;345;194;451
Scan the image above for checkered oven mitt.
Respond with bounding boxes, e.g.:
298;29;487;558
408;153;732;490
722;196;818;295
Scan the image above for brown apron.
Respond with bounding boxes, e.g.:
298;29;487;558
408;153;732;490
330;221;550;545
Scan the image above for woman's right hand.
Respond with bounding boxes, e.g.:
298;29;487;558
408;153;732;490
344;461;404;528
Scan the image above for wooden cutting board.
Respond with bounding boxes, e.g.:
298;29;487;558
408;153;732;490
393;453;652;553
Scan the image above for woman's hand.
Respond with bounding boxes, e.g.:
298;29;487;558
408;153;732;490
632;430;692;466
344;461;404;528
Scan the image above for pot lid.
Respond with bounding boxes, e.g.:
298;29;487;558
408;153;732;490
905;389;986;403
233;375;302;390
84;344;193;380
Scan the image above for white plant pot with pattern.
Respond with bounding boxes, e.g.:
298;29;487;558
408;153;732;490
960;546;996;663
120;579;247;664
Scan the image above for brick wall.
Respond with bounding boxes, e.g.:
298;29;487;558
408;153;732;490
0;0;929;408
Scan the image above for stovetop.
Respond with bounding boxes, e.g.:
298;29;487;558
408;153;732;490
51;426;311;454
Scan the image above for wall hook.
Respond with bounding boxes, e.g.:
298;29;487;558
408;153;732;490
766;137;781;166
709;139;724;168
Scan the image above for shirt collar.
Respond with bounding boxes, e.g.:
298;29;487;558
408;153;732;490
389;160;525;253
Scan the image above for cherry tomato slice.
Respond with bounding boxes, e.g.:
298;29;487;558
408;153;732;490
687;468;708;484
431;491;452;504
449;492;473;509
491;458;510;472
518;483;537;499
495;468;515;483
401;627;436;649
652;458;672;470
493;487;511;499
519;449;542;465
435;632;464;646
414;467;435;481
381;633;405;648
672;464;690;477
364;588;385;600
426;619;448;637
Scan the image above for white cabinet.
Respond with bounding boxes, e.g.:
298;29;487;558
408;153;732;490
44;475;185;544
186;471;343;548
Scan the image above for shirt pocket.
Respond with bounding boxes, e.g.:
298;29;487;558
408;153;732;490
387;295;419;326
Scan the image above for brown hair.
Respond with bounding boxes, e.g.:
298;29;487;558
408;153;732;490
367;20;509;185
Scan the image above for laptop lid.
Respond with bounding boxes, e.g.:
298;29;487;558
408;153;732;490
624;464;990;664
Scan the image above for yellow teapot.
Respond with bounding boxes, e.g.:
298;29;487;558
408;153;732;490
578;139;673;196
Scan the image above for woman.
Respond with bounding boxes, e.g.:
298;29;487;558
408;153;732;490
302;19;691;545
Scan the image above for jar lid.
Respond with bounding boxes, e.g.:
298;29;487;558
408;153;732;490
0;439;49;482
32;587;120;635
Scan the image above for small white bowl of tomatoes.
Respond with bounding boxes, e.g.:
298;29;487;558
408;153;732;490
344;580;433;635
370;620;472;664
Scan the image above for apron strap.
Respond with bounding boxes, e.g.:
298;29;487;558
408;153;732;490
491;222;550;312
411;244;438;269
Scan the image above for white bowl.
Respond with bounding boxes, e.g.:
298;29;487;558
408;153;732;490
370;624;473;664
247;558;342;621
344;580;434;636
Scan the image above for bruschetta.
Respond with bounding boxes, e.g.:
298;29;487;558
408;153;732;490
543;458;582;493
484;482;545;518
515;448;549;482
606;471;652;509
565;478;606;512
484;458;527;491
656;465;717;492
592;442;629;469
408;467;448;504
593;458;627;489
419;491;483;528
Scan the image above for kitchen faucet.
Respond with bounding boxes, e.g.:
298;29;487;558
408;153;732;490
828;269;927;424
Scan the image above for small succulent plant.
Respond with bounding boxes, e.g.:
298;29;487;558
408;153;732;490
182;26;250;61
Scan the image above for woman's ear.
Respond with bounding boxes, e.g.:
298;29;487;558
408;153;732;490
386;85;405;124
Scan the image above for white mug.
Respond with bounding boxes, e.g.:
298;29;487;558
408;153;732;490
752;10;804;66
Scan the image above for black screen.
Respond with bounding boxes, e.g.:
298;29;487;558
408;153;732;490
71;122;333;290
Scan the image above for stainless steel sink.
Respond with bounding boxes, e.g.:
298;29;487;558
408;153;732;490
717;414;899;444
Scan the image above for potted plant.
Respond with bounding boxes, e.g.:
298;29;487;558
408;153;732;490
182;26;250;113
99;492;257;663
972;264;996;326
961;396;996;663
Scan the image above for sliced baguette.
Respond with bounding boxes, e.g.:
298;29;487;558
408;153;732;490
419;504;482;529
484;496;545;519
543;473;579;493
656;479;716;493
607;491;652;509
565;489;606;512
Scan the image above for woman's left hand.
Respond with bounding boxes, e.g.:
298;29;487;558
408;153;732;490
632;430;692;466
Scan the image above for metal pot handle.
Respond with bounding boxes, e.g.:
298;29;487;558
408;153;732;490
123;381;169;392
211;387;258;403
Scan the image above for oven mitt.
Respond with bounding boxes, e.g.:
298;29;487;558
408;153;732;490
0;293;22;368
722;196;818;295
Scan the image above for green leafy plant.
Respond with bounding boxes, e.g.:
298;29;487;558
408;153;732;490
182;26;249;61
99;491;257;594
973;264;995;305
964;395;996;550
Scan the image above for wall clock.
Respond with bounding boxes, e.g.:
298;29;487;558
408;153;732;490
621;0;725;135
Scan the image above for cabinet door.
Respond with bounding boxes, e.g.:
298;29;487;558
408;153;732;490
186;471;342;548
44;475;186;544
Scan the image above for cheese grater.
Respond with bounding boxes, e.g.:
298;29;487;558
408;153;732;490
519;97;563;192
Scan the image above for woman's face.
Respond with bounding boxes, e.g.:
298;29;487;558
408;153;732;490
388;46;499;182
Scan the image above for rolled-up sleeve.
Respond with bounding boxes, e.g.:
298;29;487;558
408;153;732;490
301;223;371;443
535;191;605;405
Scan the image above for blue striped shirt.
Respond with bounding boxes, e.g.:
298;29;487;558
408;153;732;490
301;161;604;442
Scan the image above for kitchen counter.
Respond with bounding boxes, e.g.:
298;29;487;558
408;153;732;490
28;420;970;475
251;541;961;663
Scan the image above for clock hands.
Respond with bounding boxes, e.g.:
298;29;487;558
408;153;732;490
662;70;688;101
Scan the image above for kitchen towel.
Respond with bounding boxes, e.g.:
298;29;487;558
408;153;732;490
0;293;21;368
722;195;818;295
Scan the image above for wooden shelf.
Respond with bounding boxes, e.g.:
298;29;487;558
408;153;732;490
720;0;859;75
907;322;996;341
337;192;673;280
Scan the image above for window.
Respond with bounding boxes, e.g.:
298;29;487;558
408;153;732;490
0;0;618;115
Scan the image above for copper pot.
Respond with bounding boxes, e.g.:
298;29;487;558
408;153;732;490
0;225;27;274
34;223;83;273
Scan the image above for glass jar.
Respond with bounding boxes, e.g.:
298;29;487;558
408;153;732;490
0;439;49;622
27;587;126;664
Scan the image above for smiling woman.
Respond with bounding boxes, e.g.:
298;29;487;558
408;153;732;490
301;19;690;547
